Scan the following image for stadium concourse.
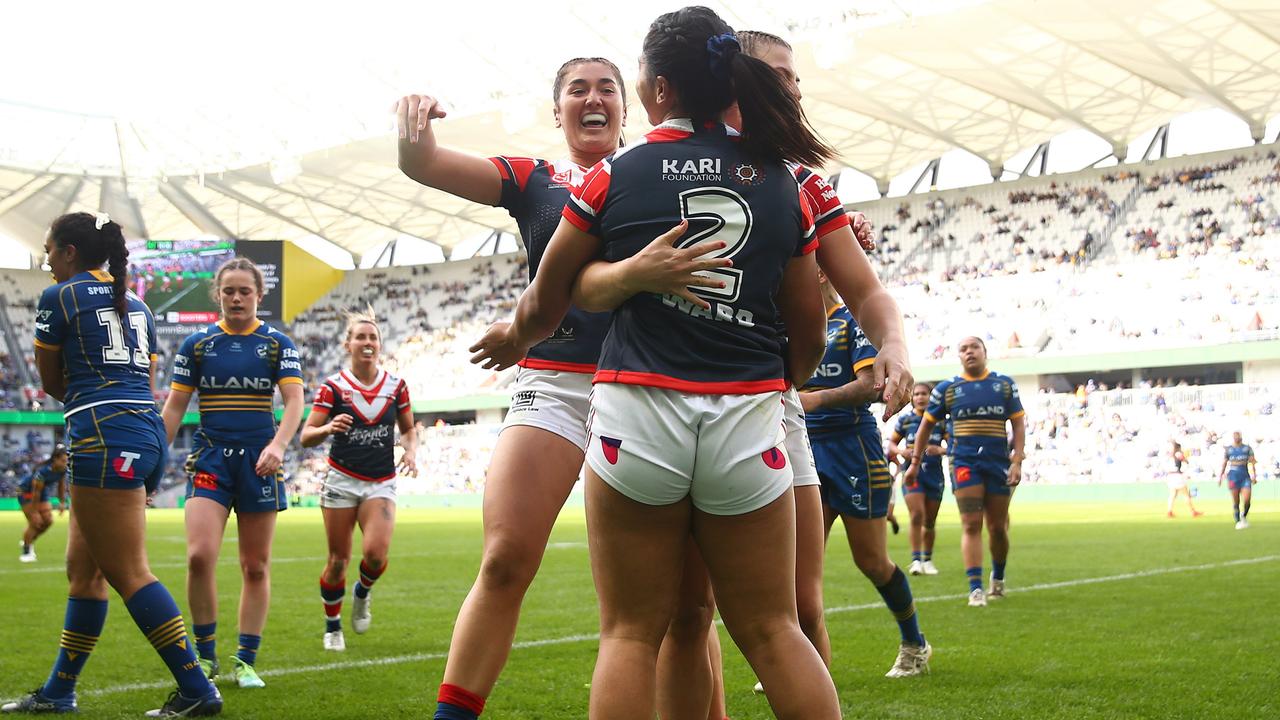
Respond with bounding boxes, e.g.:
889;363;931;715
1;144;1278;502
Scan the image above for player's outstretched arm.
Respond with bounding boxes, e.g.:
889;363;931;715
801;366;879;414
571;220;733;312
394;94;503;206
815;228;912;419
777;252;827;388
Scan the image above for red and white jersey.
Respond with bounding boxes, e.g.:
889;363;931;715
789;163;850;243
313;369;410;482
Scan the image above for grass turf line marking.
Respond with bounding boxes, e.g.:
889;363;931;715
14;554;1276;700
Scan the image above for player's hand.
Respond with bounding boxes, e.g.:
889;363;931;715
620;220;731;310
849;211;876;252
873;339;913;421
393;94;448;143
328;413;354;436
799;390;823;414
469;321;526;371
926;445;945;457
255;442;285;478
397;448;418;477
903;461;921;489
1007;462;1023;487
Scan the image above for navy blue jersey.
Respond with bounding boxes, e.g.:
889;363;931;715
894;409;946;474
801;305;878;434
19;462;64;492
925;372;1024;463
563;119;816;393
1225;444;1254;480
490;156;611;372
34;270;157;417
171;320;304;445
312;369;410;482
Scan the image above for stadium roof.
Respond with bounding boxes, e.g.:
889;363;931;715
2;0;1278;262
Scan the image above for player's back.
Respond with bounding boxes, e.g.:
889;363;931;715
567;119;814;392
34;270;155;416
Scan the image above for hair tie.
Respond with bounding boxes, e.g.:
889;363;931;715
706;32;740;84
94;212;110;230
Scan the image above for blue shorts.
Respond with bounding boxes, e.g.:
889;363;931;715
904;461;945;501
18;485;48;506
1227;476;1252;491
65;406;167;493
951;458;1012;496
811;426;892;519
185;435;286;513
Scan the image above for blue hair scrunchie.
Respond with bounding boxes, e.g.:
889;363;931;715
706;32;740;84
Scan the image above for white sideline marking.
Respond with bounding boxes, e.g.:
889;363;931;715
6;554;1274;700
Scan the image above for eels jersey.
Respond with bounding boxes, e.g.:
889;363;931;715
1225;444;1255;481
171;319;303;445
801;305;878;434
33;269;157;416
564;119;816;394
313;369;410;482
925;371;1024;464
490;156;612;372
895;410;947;474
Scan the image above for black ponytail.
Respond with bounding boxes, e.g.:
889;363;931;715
48;212;130;317
642;6;836;167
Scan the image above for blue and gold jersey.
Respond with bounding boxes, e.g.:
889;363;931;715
19;462;64;492
894;409;947;473
33;270;157;417
925;371;1023;463
171;319;303;445
801;305;878;435
1225;444;1254;480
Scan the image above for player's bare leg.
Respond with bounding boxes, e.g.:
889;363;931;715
656;543;715;720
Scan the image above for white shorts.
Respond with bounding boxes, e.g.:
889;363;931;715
501;367;593;451
782;388;819;488
1166;473;1188;490
586;383;791;516
320;467;397;509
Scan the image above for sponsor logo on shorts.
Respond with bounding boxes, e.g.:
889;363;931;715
955;466;972;484
113;451;141;480
600;436;622;465
193;472;218;491
761;447;787;470
511;390;537;412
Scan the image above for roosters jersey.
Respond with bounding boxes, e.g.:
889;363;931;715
171;320;304;445
490;155;612;373
925;371;1024;464
33;270;157;417
801;305;878;434
790;164;850;241
313;369;410;482
563;119;816;394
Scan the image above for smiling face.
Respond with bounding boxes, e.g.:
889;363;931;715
218;269;261;323
346;321;381;366
43;233;77;283
958;336;988;376
554;61;626;159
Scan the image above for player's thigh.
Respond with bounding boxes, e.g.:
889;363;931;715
69;485;152;596
38;504;54;527
235;509;278;568
482;425;584;555
322;506;358;561
925;496;943;524
585;468;690;636
952;480;986;525
356;497;397;554
904;491;926;518
984;492;1012;530
794;484;825;597
21;501;40;526
692;489;799;640
185;497;231;560
1240;485;1252;503
64;508;107;597
840;514;891;577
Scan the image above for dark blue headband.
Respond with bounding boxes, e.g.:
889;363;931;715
706;32;740;83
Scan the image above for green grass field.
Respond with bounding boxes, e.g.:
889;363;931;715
1;500;1275;719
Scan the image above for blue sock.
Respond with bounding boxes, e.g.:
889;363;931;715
966;566;983;592
923;550;932;562
193;622;216;661
876;566;925;646
436;683;484;719
125;581;213;698
236;633;261;667
435;704;480;720
1234;504;1241;522
1243;501;1250;518
992;561;1007;582
41;597;108;700
911;551;923;563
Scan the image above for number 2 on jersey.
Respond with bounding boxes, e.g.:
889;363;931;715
96;308;151;369
678;187;753;304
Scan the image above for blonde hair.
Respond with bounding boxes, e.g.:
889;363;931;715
344;305;380;342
